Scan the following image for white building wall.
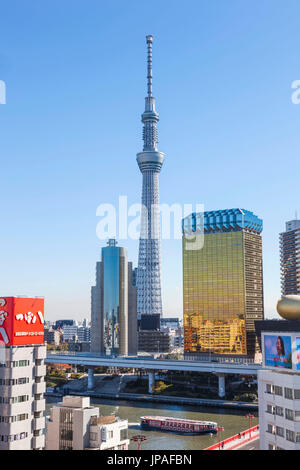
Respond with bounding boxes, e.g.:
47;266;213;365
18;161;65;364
89;420;129;450
0;345;46;450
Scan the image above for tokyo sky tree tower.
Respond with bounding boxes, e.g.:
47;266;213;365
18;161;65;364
136;35;164;318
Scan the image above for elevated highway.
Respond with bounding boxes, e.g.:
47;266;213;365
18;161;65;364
46;352;261;397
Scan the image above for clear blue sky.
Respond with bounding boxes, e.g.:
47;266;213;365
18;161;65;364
0;0;299;321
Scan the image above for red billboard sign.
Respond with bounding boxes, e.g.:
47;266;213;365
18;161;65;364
0;297;44;346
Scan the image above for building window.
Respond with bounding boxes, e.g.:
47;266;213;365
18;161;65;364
18;360;30;367
267;424;275;434
266;384;273;394
286;429;295;442
275;406;284;417
0;414;28;423
294;389;300;399
274;386;283;396
284;388;293;400
285;409;294;421
276;426;284;438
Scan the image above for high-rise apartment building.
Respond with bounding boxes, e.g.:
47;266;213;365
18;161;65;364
280;219;300;296
182;209;264;358
91;239;137;356
136;35;164;319
77;326;91;343
0;297;46;450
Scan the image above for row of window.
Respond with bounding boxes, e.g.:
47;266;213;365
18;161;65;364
266;384;300;400
268;444;285;450
0;378;30;386
267;425;300;443
266;404;300;422
0;361;30;368
0;413;28;423
0;395;29;404
0;432;28;442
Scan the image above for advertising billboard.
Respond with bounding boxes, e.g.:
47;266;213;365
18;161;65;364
264;334;292;369
0;297;44;346
295;337;300;370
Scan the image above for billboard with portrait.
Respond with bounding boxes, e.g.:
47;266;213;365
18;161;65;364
264;334;292;369
295;337;300;370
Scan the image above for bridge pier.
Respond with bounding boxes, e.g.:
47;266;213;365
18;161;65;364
148;371;155;394
87;368;95;391
217;373;226;398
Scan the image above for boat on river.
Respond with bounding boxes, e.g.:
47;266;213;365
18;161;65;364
140;416;218;435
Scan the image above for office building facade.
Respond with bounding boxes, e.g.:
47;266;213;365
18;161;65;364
62;324;78;342
280;219;300;296
91;240;137;356
182;209;264;358
138;329;170;353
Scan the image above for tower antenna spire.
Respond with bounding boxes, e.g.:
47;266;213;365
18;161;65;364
146;35;153;97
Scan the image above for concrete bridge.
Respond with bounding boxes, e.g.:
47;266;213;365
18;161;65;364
46;352;261;397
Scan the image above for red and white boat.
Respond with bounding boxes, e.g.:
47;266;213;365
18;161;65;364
140;416;218;435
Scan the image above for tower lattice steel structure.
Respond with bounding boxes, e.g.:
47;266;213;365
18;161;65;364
136;35;164;318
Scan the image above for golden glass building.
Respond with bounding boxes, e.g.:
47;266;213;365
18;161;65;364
183;209;264;358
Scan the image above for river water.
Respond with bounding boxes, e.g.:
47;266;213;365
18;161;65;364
46;397;258;450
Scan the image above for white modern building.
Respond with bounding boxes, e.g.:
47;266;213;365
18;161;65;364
257;296;300;450
46;396;129;450
0;344;46;450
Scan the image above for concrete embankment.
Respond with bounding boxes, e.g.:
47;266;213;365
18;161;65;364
45;390;258;411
